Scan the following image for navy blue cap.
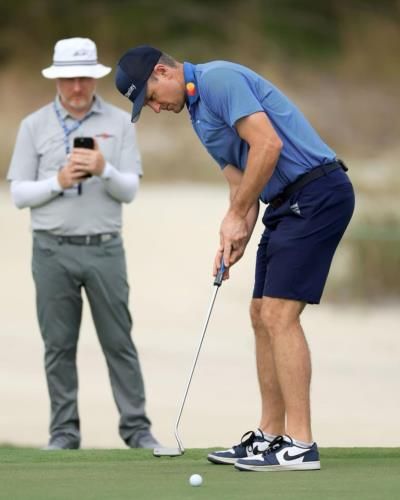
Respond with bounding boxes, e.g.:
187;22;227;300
115;45;162;122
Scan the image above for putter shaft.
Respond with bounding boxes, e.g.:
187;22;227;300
173;261;225;452
154;261;225;457
174;284;220;453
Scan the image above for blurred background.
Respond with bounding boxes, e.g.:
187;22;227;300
1;0;400;300
0;0;399;448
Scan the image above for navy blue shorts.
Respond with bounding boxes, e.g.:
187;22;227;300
253;168;355;304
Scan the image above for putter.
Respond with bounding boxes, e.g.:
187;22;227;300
154;260;226;457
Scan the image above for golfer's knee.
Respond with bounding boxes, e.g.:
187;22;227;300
250;299;267;336
260;298;304;337
260;308;281;337
260;302;295;338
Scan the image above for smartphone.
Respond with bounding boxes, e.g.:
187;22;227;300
73;137;94;178
73;137;94;149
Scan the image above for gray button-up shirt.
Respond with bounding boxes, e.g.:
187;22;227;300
8;95;142;234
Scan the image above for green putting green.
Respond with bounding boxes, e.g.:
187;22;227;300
0;447;399;500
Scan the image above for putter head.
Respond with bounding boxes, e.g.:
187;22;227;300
153;447;184;457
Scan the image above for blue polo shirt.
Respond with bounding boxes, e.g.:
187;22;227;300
184;61;336;203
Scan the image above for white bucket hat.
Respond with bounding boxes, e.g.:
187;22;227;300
42;37;112;79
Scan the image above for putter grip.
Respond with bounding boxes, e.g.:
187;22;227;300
214;260;226;287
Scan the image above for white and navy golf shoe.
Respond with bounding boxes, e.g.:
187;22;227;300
234;435;320;472
207;429;272;465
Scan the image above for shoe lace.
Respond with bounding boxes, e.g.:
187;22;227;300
263;435;285;456
233;430;258;452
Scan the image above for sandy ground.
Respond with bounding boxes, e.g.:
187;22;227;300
0;182;399;449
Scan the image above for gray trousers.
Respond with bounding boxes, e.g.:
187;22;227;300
31;231;150;444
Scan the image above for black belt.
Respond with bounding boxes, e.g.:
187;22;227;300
35;231;119;246
269;159;348;209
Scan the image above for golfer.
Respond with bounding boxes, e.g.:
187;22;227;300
115;45;355;471
8;38;159;450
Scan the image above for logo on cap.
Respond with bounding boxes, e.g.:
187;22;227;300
73;49;89;57
125;82;137;98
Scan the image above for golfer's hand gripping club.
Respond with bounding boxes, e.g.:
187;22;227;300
214;260;226;287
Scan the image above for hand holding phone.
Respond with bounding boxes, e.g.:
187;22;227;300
73;137;94;178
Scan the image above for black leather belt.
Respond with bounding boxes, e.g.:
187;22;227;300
269;159;348;209
35;231;119;246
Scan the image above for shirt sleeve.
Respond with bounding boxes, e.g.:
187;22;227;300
101;163;139;203
199;68;264;128
117;117;143;176
7;118;39;181
99;111;141;203
10;178;62;209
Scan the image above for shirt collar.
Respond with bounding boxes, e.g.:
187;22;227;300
55;94;104;119
183;62;200;110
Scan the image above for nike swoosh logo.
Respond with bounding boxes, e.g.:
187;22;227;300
282;450;309;461
252;443;270;454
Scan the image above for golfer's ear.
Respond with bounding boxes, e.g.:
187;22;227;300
153;63;169;78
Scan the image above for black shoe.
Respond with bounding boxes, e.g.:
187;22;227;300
207;429;272;465
128;430;161;449
42;434;80;451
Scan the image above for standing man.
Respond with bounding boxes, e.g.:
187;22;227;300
8;38;159;450
114;46;355;471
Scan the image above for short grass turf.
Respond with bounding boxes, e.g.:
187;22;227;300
0;447;399;500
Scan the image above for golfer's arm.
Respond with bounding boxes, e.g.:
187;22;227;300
231;112;282;217
223;165;259;239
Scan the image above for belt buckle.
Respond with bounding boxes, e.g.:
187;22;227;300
101;234;112;243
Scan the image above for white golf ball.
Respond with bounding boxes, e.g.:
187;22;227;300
189;474;203;487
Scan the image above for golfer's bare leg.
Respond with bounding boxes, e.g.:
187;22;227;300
261;297;312;443
250;298;285;436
